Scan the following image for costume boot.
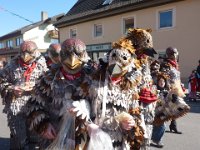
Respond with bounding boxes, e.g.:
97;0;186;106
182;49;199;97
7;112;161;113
169;120;182;134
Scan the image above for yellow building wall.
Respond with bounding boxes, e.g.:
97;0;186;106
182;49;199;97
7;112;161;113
59;0;200;81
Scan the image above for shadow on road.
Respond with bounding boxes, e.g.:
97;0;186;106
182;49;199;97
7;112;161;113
0;137;9;150
185;97;200;114
184;94;200;114
187;101;200;113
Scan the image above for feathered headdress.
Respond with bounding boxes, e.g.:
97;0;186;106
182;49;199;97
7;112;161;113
112;38;136;54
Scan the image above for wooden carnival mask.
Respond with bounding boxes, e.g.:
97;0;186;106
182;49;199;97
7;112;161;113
60;38;90;74
20;41;38;64
108;38;136;78
47;43;61;64
126;28;157;58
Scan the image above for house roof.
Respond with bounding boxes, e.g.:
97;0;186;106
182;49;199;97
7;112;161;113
0;13;64;41
54;0;183;28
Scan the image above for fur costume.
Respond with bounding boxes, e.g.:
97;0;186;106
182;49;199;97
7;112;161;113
153;47;190;125
88;38;144;150
0;41;48;149
26;38;96;150
125;28;158;149
126;28;157;59
153;83;190;125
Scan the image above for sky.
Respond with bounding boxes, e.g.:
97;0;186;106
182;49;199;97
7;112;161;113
0;0;77;36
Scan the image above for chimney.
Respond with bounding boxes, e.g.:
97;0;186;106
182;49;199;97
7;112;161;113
41;11;48;21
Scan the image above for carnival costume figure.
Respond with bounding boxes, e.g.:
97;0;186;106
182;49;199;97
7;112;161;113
0;41;48;149
26;38;97;150
124;28;158;150
45;43;62;71
88;37;145;150
153;47;190;132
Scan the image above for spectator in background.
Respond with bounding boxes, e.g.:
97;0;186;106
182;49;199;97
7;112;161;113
3;61;7;67
0;61;4;69
196;60;200;92
188;70;197;102
151;73;170;148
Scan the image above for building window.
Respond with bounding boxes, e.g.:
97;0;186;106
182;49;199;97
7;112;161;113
51;39;59;44
15;37;23;46
159;9;173;29
70;29;77;38
86;43;111;61
94;24;103;37
0;42;4;49
123;17;135;34
157;51;166;60
6;40;13;48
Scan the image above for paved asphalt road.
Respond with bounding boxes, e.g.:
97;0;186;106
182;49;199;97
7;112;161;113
151;99;200;150
0;98;200;150
0;100;10;150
